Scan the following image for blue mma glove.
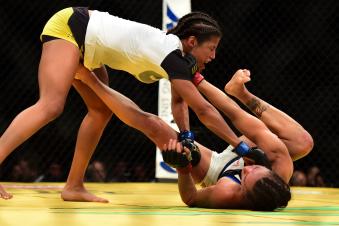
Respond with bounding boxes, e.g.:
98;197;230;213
233;141;251;156
178;130;195;142
233;141;272;170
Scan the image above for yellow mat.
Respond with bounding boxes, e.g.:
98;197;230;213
0;183;338;226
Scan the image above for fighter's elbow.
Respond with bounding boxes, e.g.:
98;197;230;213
181;194;197;207
289;131;314;161
183;198;196;207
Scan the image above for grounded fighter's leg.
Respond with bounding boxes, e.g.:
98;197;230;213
225;69;313;160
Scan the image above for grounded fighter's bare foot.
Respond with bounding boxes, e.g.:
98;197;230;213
61;186;109;203
0;184;13;200
224;69;251;98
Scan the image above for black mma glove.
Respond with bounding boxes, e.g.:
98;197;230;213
161;139;201;169
181;139;201;167
162;148;190;169
232;141;272;170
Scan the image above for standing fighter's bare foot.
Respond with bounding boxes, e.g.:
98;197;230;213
224;69;251;98
0;184;13;200
61;185;109;203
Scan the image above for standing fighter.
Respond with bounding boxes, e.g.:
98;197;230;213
0;7;249;201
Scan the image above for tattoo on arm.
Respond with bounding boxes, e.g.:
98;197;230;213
247;98;270;118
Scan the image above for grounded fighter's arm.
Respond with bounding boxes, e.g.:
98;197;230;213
162;139;246;209
178;175;245;209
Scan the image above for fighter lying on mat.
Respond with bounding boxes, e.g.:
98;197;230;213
75;68;313;211
162;69;313;210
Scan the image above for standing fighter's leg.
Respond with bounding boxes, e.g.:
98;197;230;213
224;69;314;160
0;39;80;199
75;66;213;184
61;66;112;202
75;66;178;148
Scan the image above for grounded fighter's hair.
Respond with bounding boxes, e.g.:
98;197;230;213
245;171;291;211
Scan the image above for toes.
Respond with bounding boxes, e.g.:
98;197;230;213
97;198;109;203
0;193;13;200
61;189;109;203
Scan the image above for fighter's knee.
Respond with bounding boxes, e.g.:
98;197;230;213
89;106;113;124
125;110;169;138
144;115;163;134
37;100;65;120
138;114;168;139
294;131;314;159
47;104;65;120
91;105;112;118
300;131;314;155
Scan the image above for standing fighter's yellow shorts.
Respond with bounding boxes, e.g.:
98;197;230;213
40;7;89;57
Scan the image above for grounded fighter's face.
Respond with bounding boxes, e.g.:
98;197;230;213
241;165;271;191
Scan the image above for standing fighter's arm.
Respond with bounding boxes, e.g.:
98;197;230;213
171;83;190;131
163;50;240;146
171;79;240;147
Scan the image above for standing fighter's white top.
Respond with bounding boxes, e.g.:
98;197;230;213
84;10;191;83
